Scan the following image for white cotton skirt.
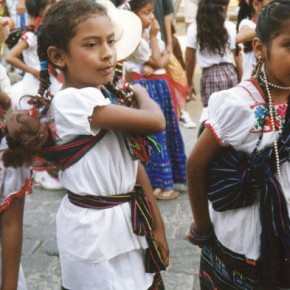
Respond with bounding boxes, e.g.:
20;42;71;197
60;249;154;290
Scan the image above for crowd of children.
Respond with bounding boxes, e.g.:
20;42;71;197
0;0;289;289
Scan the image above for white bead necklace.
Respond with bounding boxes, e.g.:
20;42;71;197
260;74;290;90
262;71;290;205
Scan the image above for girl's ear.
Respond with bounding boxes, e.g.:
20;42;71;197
47;46;66;68
252;37;266;61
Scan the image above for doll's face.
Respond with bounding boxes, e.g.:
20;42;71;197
6;113;48;147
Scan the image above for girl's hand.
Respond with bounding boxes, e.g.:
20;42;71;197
0;91;11;111
31;70;40;80
141;65;154;77
186;222;214;248
153;228;170;267
149;19;160;38
187;85;197;102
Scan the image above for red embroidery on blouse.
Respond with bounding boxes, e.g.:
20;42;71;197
0;177;33;213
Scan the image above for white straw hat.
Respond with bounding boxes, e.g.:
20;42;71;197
96;0;142;61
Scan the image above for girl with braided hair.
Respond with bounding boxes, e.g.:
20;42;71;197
125;0;187;201
5;0;170;288
186;1;290;289
236;0;271;81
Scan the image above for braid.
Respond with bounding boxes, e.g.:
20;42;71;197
25;31;52;115
37;31;51;97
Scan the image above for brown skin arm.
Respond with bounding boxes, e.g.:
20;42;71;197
232;48;243;82
89;84;165;134
164;14;173;53
185;47;197;100
5;40;40;79
1;197;25;290
236;26;256;44
136;162;169;267
147;20;169;69
186;128;221;243
16;0;26;14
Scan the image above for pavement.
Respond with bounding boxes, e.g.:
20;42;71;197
21;16;205;290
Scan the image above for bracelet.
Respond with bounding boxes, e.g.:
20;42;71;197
189;222;213;243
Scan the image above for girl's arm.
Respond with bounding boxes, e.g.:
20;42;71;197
164;14;173;53
186;128;221;242
1;197;25;290
232;47;243;82
146;19;169;69
90;84;166;134
136;162;169;266
5;40;40;79
236;25;256;44
16;0;26;14
185;47;197;100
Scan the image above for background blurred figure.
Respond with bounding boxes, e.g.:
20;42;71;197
236;0;271;80
184;0;199;28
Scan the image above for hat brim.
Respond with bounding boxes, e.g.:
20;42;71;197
97;1;142;61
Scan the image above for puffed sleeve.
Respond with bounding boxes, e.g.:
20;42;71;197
185;22;197;49
204;87;256;147
51;87;111;142
225;20;236;50
21;31;36;48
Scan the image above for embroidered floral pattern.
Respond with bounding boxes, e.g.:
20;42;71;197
251;102;287;133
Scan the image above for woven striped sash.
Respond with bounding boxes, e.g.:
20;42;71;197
38;130;107;170
67;185;166;274
206;118;290;289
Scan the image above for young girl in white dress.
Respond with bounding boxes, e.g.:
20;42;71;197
3;0;169;289
0;66;32;290
186;1;290;289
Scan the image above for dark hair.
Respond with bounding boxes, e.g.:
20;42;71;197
196;0;230;56
256;0;290;45
36;0;107;100
236;0;263;53
25;0;51;18
236;0;254;30
129;0;154;13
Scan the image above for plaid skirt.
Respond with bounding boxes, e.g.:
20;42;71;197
200;63;238;107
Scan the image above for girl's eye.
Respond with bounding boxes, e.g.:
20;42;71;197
86;42;98;48
108;39;116;46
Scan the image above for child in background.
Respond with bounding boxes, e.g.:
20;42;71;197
170;21;197;129
185;0;241;131
6;0;63;191
4;0;169;288
0;66;32;289
236;0;271;80
125;0;187;200
186;1;290;288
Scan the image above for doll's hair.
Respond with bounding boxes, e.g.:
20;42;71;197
2;113;46;167
129;0;154;13
35;0;107;103
196;0;230;56
256;0;290;45
25;0;53;18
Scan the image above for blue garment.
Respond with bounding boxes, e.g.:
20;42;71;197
133;78;186;190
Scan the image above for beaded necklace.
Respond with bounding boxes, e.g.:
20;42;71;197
258;66;290;205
